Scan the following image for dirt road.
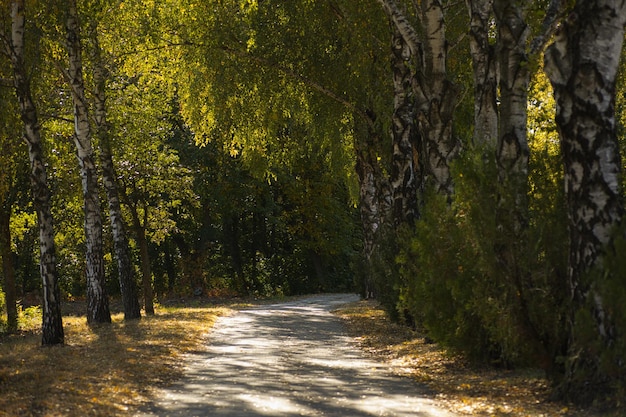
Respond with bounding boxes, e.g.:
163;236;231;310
138;293;455;416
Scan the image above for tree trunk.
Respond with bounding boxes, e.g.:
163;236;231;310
355;119;390;298
65;0;111;324
419;0;460;198
379;0;460;198
90;23;141;320
544;0;626;400
466;0;498;148
224;214;247;294
6;0;64;345
390;26;420;225
493;0;531;305
494;0;530;221
130;208;155;315
0;205;18;334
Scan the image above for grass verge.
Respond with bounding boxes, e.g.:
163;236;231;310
335;299;622;417
0;301;230;416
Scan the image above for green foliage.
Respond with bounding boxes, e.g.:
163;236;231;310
396;143;568;367
397;151;499;361
556;232;626;404
596;241;626;400
19;305;43;331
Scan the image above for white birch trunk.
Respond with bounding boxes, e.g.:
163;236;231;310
544;0;626;399
379;0;459;198
90;23;141;320
419;0;459;197
6;0;64;345
65;0;111;323
493;0;530;269
390;27;420;224
355;119;391;298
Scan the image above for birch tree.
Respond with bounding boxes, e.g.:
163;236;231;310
88;18;141;320
544;0;626;399
377;0;460;198
64;0;111;324
390;26;421;225
1;0;64;345
466;0;498;148
355;117;390;298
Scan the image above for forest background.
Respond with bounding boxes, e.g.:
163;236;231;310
1;0;626;407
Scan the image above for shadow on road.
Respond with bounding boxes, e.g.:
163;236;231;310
138;294;454;417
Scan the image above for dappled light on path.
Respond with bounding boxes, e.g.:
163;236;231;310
138;294;454;416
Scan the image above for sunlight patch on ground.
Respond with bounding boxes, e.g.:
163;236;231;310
351;394;454;417
238;393;313;415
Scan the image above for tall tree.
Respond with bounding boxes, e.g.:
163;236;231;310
355;114;390;297
63;0;111;323
1;0;64;345
88;17;141;320
377;0;460;198
0;83;23;334
389;26;421;225
0;146;19;334
494;0;530;232
544;0;626;400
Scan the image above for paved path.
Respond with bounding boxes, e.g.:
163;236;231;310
138;293;455;416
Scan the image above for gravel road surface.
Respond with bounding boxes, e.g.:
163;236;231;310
138;293;455;416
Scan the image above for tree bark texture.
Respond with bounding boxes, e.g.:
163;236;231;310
355;122;391;298
466;0;498;148
419;0;460;198
0;205;18;333
90;23;141;320
356;145;379;299
493;0;531;294
131;209;155;315
494;0;530;213
378;0;459;198
390;26;421;225
544;0;626;397
6;0;64;345
125;203;154;315
65;0;111;324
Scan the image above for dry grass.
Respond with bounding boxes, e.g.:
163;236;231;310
4;296;622;417
335;299;623;417
0;300;231;416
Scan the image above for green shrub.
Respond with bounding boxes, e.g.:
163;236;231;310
396;145;568;368
556;233;626;404
397;151;500;362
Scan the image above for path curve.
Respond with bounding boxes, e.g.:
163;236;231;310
138;293;455;416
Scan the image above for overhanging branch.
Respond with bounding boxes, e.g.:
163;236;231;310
219;44;376;130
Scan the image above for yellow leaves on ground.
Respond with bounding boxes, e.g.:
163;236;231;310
0;302;230;417
335;299;618;417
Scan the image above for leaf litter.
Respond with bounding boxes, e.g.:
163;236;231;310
0;299;230;416
334;299;622;417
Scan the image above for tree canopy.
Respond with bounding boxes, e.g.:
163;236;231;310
1;0;626;405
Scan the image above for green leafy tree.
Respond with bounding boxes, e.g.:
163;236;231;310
109;77;197;313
